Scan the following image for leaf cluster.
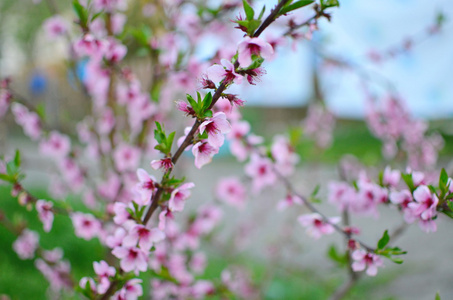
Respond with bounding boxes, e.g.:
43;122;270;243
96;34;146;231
0;150;24;184
186;92;213;119
154;122;176;155
375;230;407;264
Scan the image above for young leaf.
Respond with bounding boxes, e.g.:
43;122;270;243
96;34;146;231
167;132;176;151
258;5;266;20
389;257;404;264
377;230;390;249
186;94;199;113
435;292;441;300
280;0;314;15
14;150;21;168
440;168;449;186
202;92;213;111
0;173;14;183
327;244;347;266
401;173;415;192
320;0;340;9
243;0;255;21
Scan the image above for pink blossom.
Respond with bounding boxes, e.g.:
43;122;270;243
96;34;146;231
383;166;401;187
112;202;133;225
43;15;68;39
303;104;335;149
169;182;195;212
113;143;140;172
298;213;340;239
191;280;215;299
199;112;231;148
79;277;96;292
112;246;148;275
111;279;143;300
104;38;127;63
12;229;39;259
189;252;207;274
151;157;174;172
168;253;193;284
93;0;127;12
111;13;126;34
237;36;274;68
277;193;303;211
271;135;299;176
192;141;219;169
244;154;276;194
134;168;157;204
206;59;243;85
216;177;247;209
191;205;223;236
35;258;72;292
409;185;438;227
96;108;115;135
351;249;384;276
175;100;196;117
93;260;116;294
123;225;165;251
36;200;54;232
94;260;116;278
71;212;101;240
224;94;245;107
11;103;42;140
98;172;121;201
389;189;417;223
106;227;127;248
39;131;71;159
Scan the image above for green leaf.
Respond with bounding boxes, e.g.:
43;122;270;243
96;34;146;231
198;131;209;140
242;55;264;70
155;121;163;132
280;0;314;15
377;230;390;250
311;185;320;197
401;173;415;192
435;292;441;300
196;92;203;106
36;103;46;121
446;201;453;217
258;5;266;20
440;168;449;185
0;173;14;183
202;92;213;111
14;150;21;168
186;94;198;112
91;11;104;22
327;244;347;266
320;0;340;9
72;0;88;26
167;132;176;151
246;19;262;36
243;0;255;21
389;257;404;264
203;110;213;118
6;161;18;177
436;12;446;27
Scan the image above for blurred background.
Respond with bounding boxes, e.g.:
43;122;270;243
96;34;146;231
1;0;453;299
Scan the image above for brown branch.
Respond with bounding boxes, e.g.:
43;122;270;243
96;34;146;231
253;0;292;37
